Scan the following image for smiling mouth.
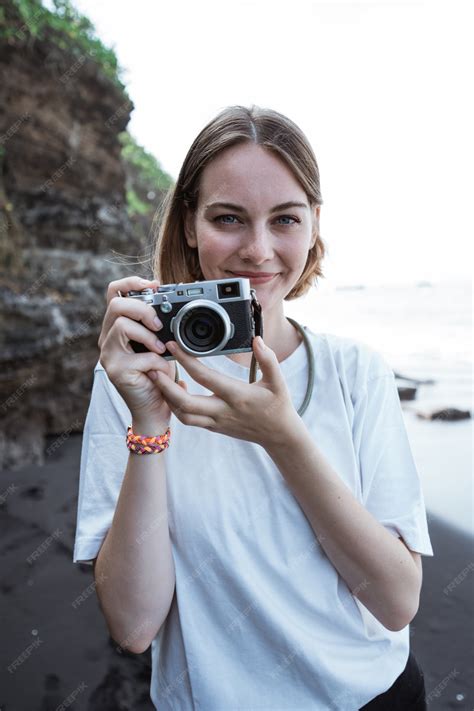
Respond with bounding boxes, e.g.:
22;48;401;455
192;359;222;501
227;271;278;279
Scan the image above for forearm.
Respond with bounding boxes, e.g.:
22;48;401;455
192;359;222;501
95;416;175;653
264;418;421;631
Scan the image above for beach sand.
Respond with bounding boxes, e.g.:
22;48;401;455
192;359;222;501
1;431;473;710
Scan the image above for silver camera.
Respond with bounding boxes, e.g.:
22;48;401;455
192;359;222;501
126;277;263;360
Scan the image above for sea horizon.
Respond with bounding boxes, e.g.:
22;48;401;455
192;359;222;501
286;278;473;538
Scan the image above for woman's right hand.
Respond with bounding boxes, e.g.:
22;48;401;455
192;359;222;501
98;276;185;428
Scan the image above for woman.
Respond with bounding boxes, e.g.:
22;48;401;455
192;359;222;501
73;105;433;709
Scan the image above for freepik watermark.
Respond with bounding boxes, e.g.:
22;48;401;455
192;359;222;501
351;578;371;598
45;420;82;457
14;9;42;40
329;688;359;710
269;644;303;680
71;574;108;610
105;100;130;129
116;617;153;654
336;578;371;614
136;509;171;545
443;562;474;595
7;636;43;674
83;200;122;239
0;483;19;505
57;42;105;86
0;112;30;146
288;535;326;569
25;267;58;297
63;311;102;347
58;55;86;84
160;661;196;702
26;529;62;565
40;156;76;193
180;553;216;592
54;681;88;710
426;668;460;704
225;599;260;634
1;374;37;413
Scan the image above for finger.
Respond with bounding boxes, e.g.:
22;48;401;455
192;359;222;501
106;275;160;307
99;294;162;350
251;337;285;390
172;411;216;430
104;351;170;384
101;315;168;358
165;341;242;401
154;370;219;423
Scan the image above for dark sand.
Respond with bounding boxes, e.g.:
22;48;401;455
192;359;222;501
1;433;473;710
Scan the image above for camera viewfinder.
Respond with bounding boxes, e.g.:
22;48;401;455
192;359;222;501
218;281;240;299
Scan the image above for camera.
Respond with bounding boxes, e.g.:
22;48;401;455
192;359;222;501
125;277;263;360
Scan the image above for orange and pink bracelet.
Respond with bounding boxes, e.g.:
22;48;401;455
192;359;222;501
126;424;171;454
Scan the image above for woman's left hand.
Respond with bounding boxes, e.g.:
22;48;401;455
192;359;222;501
154;336;299;448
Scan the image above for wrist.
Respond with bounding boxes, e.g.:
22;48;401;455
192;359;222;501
131;414;171;438
263;413;306;454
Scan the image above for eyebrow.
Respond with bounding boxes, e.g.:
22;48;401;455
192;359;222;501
204;201;308;214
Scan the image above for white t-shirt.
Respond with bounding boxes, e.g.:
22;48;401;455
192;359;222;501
73;326;433;710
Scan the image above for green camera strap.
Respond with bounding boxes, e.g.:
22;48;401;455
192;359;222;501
173;317;314;419
249;317;315;418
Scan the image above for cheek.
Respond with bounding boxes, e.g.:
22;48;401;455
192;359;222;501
198;237;227;262
279;245;312;280
194;235;231;279
197;229;234;259
282;242;306;265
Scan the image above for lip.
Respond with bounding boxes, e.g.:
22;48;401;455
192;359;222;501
228;271;278;283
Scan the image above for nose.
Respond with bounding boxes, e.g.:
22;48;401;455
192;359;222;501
237;222;274;264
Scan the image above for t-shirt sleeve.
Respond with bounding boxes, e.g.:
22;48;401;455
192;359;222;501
73;361;131;564
352;370;434;557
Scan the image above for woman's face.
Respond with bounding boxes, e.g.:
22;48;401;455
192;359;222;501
184;142;320;312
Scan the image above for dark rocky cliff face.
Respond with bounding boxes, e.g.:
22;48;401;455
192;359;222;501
0;7;164;469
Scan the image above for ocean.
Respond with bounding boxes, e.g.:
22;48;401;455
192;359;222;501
285;278;473;538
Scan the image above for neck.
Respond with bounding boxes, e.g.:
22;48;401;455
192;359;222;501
227;309;303;367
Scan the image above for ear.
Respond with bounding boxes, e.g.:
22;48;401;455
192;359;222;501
184;208;197;248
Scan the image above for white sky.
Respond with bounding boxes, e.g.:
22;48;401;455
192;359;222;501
71;0;472;287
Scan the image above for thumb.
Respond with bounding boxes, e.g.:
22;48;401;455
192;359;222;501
252;336;279;378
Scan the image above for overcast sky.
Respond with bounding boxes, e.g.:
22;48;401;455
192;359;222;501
71;0;472;287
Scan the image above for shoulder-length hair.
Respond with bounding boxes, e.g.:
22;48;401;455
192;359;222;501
151;104;327;300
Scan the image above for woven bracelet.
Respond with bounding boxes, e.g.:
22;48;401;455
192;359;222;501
126;424;171;455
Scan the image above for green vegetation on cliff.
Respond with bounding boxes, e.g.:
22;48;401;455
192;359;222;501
0;0;126;92
1;0;174;214
119;132;174;217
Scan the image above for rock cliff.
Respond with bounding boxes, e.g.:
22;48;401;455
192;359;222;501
0;1;171;469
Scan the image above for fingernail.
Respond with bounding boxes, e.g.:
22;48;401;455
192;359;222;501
153;316;162;329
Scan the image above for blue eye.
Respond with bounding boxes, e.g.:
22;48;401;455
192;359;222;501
277;215;300;225
214;214;300;225
214;215;239;224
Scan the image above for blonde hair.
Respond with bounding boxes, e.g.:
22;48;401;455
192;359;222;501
151;104;326;300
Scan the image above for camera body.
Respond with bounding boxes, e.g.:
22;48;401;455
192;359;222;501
125;277;263;360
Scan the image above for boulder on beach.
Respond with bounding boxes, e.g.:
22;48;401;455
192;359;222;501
415;407;472;422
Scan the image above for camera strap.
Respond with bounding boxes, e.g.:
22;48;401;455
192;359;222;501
250;289;263;339
248;298;315;418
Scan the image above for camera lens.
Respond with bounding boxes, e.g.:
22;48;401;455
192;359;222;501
181;308;226;352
